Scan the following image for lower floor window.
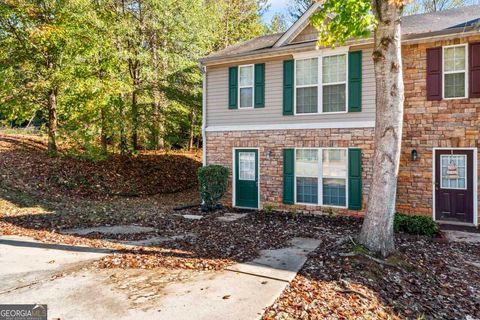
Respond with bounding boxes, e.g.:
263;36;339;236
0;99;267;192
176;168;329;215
296;177;318;204
295;148;347;207
323;178;346;206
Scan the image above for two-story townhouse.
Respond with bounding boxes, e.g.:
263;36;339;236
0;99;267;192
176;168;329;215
199;3;480;226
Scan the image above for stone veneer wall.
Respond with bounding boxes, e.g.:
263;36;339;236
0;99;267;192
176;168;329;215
398;35;480;225
206;128;375;216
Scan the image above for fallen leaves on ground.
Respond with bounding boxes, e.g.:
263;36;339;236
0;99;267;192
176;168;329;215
0;133;201;199
263;234;480;320
1;133;479;319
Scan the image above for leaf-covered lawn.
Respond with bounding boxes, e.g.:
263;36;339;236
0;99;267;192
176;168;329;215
1;133;479;319
0;133;201;199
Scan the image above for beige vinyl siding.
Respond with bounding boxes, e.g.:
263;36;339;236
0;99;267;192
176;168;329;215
206;47;375;128
291;24;318;43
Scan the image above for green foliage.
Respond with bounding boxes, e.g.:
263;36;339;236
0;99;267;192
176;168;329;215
394;213;439;236
310;0;375;47
290;207;298;219
266;13;288;34
287;0;313;21
263;203;274;215
324;206;338;218
0;0;268;154
198;165;229;211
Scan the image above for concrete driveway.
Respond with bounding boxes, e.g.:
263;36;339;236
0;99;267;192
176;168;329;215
0;235;320;320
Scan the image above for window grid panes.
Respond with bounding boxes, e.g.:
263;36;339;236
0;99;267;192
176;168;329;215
444;46;466;98
239;152;255;181
294;54;347;115
297;177;318;204
296;58;319;114
239;65;254;108
322;54;347;112
440;155;466;189
323;178;346;207
295;149;347;207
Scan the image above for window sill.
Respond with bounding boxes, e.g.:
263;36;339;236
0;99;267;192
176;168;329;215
294;202;348;209
294;111;348;116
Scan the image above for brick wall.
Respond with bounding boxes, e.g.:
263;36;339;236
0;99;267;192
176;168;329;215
206;128;375;216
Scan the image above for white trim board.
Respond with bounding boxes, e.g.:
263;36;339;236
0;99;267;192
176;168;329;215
273;2;321;48
432;147;478;226
206;121;375;132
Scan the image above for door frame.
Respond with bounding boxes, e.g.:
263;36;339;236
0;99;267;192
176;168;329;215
432;147;478;226
232;147;260;209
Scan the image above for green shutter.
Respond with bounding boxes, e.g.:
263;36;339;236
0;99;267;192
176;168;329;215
348;148;362;210
283;149;295;204
254;63;265;108
348;51;362;112
229;66;238;109
283;60;294;115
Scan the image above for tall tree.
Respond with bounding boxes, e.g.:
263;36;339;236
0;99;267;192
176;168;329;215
0;0;86;153
288;0;313;21
266;13;288;34
404;0;470;14
210;0;268;51
312;0;405;257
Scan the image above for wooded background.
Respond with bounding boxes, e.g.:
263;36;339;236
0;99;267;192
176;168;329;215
0;0;475;157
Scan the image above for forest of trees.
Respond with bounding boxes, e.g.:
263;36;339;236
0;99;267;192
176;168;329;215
0;0;477;156
0;0;277;155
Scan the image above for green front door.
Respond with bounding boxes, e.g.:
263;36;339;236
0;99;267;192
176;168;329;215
235;149;259;208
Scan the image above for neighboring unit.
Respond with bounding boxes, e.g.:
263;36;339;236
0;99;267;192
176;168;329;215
200;4;480;226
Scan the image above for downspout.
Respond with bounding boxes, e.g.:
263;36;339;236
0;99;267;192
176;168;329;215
201;64;207;166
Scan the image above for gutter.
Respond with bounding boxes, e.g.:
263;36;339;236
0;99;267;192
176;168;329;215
201;64;207;166
200;25;479;66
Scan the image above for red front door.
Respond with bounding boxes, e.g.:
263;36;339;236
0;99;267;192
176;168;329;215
435;150;474;223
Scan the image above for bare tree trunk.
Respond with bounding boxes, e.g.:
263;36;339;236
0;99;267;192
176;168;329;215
357;0;405;258
119;94;128;156
47;87;58;153
131;82;139;151
150;31;163;150
100;107;108;154
188;109;195;151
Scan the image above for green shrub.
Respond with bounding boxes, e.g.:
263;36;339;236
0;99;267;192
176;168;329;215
263;203;274;215
394;213;439;236
198;165;229;211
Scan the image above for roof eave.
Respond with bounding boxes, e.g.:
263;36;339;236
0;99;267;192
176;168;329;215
200;26;479;66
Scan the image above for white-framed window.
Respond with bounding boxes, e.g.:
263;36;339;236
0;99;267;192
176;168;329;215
443;44;468;99
239;65;254;108
295;53;348;115
295;148;348;207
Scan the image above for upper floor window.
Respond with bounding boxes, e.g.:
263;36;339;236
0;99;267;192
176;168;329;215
239;65;254;108
443;45;467;99
295;54;347;114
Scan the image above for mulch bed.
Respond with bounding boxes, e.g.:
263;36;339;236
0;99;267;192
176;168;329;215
0;134;201;199
263;231;480;320
2;200;480;319
2;133;479;319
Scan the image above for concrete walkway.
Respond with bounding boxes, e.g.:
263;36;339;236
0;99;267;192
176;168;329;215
0;235;110;294
0;235;320;320
156;237;321;320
